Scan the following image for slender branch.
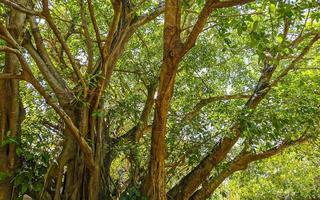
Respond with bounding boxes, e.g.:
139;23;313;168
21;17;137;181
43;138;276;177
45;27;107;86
0;24;21;48
0;45;20;54
182;0;254;55
80;0;94;72
130;3;165;29
181;94;251;123
290;32;316;48
87;0;103;54
102;0;122;57
113;84;156;144
296;67;320;70
127;0;148;16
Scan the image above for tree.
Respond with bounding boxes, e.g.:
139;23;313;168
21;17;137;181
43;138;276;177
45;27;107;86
0;0;319;200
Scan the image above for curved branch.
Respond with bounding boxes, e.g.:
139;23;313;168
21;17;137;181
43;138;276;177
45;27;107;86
113;84;156;144
190;136;308;200
0;0;40;15
182;0;254;55
168;45;282;200
181;94;251;123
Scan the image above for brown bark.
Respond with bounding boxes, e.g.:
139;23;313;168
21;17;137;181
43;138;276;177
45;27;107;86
142;0;182;199
0;1;27;199
41;109;103;200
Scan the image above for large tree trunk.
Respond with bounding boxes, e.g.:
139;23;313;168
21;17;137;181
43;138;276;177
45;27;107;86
142;1;182;199
0;1;26;199
43;105;106;200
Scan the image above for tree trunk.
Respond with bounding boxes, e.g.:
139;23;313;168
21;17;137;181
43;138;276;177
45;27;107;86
142;1;182;199
0;1;26;199
44;106;106;200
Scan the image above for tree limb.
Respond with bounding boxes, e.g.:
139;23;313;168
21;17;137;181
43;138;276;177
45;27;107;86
182;0;254;55
80;0;94;73
168;45;281;200
189;136;308;200
87;0;103;55
113;84;156;144
0;0;40;15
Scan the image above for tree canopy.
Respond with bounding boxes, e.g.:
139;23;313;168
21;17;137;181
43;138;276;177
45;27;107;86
0;0;319;199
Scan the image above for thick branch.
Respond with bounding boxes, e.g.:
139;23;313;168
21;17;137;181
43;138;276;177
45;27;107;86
171;33;318;197
190;137;308;200
167;135;239;200
142;0;182;199
168;49;280;200
0;0;40;15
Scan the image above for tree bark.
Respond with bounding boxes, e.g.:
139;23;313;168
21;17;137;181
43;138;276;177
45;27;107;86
142;1;182;199
0;1;27;199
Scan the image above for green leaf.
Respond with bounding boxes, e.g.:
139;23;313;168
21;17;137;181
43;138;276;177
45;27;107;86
269;3;276;13
21;184;28;194
275;35;283;44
